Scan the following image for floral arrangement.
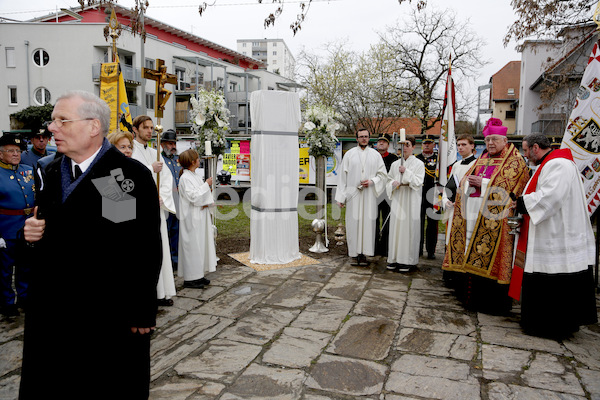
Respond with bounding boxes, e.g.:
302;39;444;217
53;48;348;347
189;89;231;155
302;104;341;158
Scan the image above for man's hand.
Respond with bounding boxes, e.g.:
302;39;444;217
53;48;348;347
467;175;483;188
336;201;345;208
398;165;406;174
152;161;163;173
392;180;401;189
206;177;213;187
360;179;372;188
24;207;45;243
445;200;455;209
131;327;155;335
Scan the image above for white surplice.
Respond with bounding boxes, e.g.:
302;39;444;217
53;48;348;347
335;146;387;257
132;140;176;299
177;169;217;281
386;156;425;265
522;157;595;274
443;156;477;243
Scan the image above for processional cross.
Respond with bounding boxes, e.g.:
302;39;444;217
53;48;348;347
143;59;177;189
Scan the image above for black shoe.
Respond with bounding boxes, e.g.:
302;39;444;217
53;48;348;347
157;298;174;307
358;254;370;266
386;263;397;271
172;262;178;272
198;277;211;285
1;304;20;317
351;257;361;266
183;280;206;289
427;254;436;260
397;264;415;273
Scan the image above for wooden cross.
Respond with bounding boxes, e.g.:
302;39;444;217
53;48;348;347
143;59;176;118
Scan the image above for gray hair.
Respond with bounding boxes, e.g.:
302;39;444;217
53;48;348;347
56;90;111;136
523;133;551;149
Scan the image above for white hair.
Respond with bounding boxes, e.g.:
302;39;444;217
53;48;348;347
56;90;111;136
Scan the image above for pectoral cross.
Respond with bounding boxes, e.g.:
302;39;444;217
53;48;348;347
143;59;176;118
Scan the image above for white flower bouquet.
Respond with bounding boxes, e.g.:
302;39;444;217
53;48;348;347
302;104;341;158
189;89;231;155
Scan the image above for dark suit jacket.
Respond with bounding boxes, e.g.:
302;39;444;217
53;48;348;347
20;140;162;399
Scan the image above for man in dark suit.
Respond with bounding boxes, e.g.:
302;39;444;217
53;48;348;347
416;134;439;260
374;133;397;256
20;90;162;399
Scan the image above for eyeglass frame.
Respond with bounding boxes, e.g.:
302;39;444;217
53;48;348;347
0;148;21;154
45;118;95;129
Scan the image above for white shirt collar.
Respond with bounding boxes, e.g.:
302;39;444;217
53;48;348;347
72;145;102;175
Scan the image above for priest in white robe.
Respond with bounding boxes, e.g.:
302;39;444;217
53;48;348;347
513;134;597;338
131;116;176;306
335;128;387;266
177;149;216;288
386;136;425;272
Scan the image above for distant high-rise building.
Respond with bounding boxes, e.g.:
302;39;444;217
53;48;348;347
237;39;296;80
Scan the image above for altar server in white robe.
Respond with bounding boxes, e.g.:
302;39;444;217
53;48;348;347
386;135;425;272
514;134;597;339
176;149;217;288
132;115;177;306
335;127;387;266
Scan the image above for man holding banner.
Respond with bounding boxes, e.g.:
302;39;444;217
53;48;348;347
512;134;597;339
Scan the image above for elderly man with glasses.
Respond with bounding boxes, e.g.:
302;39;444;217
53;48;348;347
443;118;529;316
20;90;162;399
0;134;35;317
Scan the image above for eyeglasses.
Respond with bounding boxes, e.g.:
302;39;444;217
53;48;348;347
0;149;20;154
484;136;505;143
46;118;95;129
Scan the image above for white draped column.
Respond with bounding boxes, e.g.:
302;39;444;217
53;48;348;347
249;90;301;264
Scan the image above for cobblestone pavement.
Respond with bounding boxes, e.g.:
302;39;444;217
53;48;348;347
1;244;600;399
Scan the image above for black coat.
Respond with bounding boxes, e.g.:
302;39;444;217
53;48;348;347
19;142;162;399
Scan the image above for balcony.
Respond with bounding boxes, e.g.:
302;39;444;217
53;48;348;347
226;91;250;103
92;63;141;84
531;113;566;136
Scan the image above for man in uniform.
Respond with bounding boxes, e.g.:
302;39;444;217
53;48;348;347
416;134;439;259
21;126;53;168
0;134;35;316
375;133;398;257
335;127;387;266
160;129;182;271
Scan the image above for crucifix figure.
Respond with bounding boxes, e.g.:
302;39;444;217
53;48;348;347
143;59;176;118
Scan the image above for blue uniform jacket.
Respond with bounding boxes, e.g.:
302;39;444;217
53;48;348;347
162;152;182;188
0;162;35;240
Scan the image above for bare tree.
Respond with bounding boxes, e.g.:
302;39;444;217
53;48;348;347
378;9;487;134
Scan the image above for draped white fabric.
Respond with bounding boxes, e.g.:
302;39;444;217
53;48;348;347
249;91;302;264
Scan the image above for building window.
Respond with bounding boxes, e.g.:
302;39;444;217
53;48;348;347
6;47;15;68
32;49;49;67
252;42;260;47
272;60;277;64
123;55;133;66
506;110;516;119
273;42;277;47
176;68;186;91
8;87;17;105
242;43;247;47
508;88;515;95
146;93;155;110
273;51;277;56
145;58;155;70
34;87;51;105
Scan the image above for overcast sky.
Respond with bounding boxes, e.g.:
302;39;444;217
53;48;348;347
0;0;522;119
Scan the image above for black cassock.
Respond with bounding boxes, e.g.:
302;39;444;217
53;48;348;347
19;141;162;400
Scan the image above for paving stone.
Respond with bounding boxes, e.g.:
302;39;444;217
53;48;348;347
386;372;480;400
150;379;225;400
203;265;254;287
329;316;397;360
576;368;600;400
390;354;477;383
0;340;22;378
305;354;387;396
0;319;24;344
194;283;274;318
339;261;375;275
262;327;331;368
488;382;586;400
368;274;410;292
174;339;262;383
291;265;337;283
220;364;305;400
291;298;354;333
317;272;370;301
396;328;477;361
178;284;226;302
354;288;406;319
522;353;585;396
563;328;600;370
218;306;299;345
410;278;452;292
401;306;476;335
406;289;464;311
0;375;20;400
480;326;567;354
477;312;522;329
481;344;531;380
262;279;324;308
